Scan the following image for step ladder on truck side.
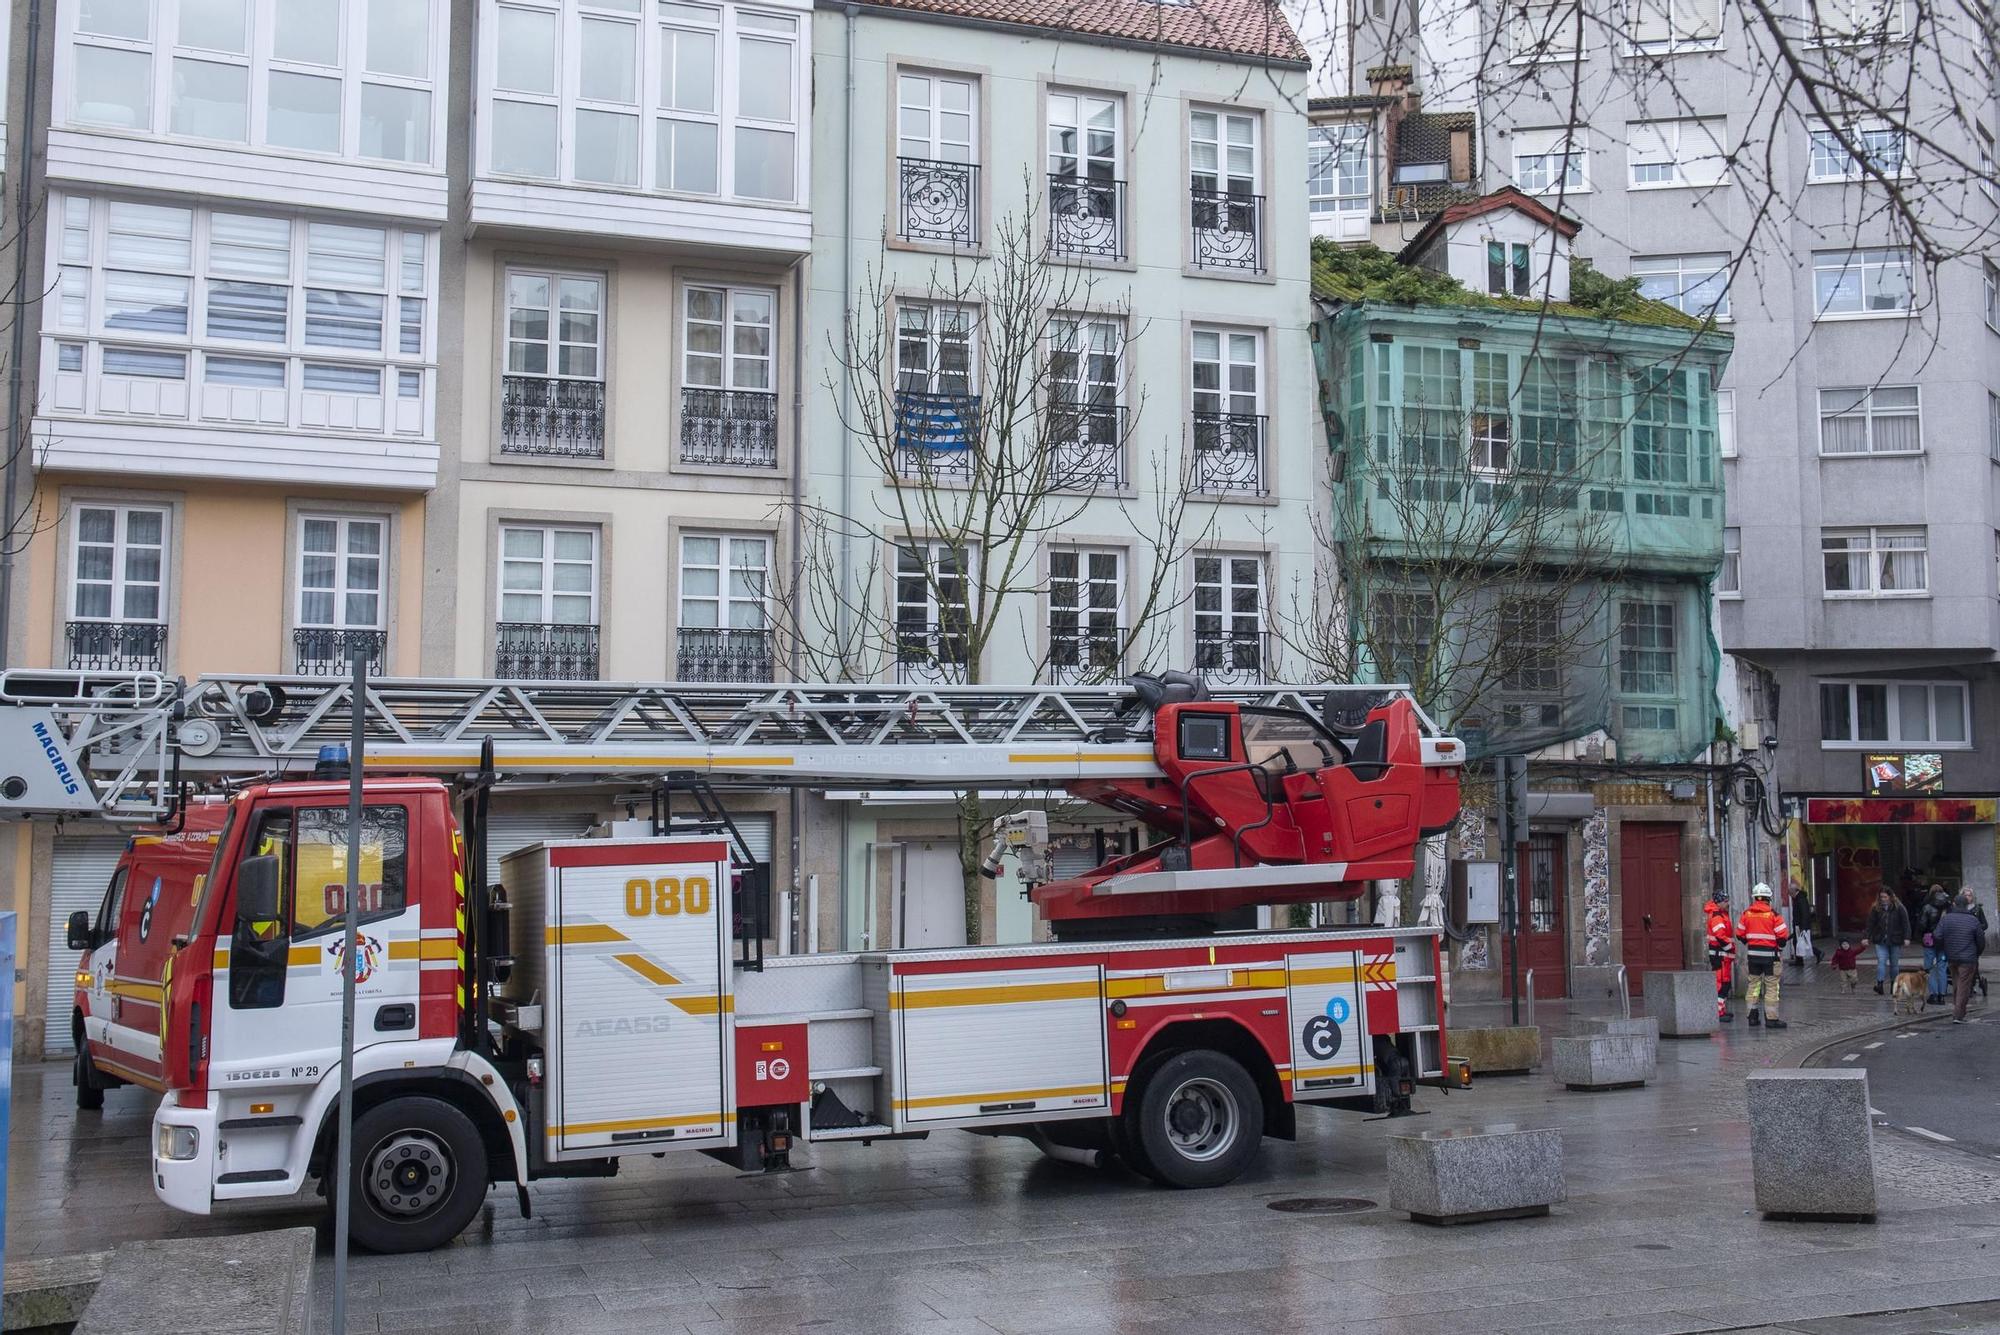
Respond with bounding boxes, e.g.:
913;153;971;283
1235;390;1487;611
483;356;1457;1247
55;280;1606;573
0;669;1464;1253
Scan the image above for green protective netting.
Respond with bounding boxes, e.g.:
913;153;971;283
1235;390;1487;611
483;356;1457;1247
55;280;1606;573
1309;300;1730;764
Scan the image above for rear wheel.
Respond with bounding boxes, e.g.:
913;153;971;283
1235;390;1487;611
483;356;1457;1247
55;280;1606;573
73;1043;106;1111
344;1097;489;1254
1129;1050;1263;1189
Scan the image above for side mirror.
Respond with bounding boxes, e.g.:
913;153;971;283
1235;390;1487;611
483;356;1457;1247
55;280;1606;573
235;854;281;928
66;909;93;952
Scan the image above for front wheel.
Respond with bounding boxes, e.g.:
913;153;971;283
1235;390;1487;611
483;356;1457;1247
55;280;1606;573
73;1042;106;1111
344;1097;489;1253
1130;1050;1263;1189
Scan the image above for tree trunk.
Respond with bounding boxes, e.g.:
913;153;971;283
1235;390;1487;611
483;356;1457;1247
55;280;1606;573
956;791;984;945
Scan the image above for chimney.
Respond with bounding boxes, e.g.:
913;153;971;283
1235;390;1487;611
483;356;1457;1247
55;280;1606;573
1448;126;1471;185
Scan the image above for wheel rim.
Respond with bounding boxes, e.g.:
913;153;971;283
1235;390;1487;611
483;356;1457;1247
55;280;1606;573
1162;1076;1239;1162
363;1129;455;1220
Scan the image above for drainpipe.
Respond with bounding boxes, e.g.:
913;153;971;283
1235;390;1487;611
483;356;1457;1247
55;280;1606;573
0;0;44;669
836;2;858;950
788;249;807;952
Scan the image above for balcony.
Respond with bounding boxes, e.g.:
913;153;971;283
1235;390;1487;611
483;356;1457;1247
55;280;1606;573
894;391;980;481
1049;403;1125;490
1044;627;1126;685
1194;628;1269;687
680;389;779;468
1191;412;1268;494
894;622;972;685
677;627;775;683
293;628;388;676
1048;175;1125;261
500;376;605;459
494;623;600;680
898;157;980;248
66;621;166;672
1190;188;1265;274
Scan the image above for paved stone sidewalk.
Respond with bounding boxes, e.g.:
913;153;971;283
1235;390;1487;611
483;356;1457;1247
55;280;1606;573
9;967;1998;1334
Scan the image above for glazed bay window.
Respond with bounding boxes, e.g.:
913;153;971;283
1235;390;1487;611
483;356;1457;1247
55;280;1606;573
677;533;771;682
294;513;386;674
1194;553;1265;685
501;269;605;458
484;0;802;203
68;503;169;671
1820;679;1968;748
1813;247;1914;316
1046;548;1124;684
1307;122;1371;217
897;72;978;247
1048;91;1123;261
1617;600;1677;734
1818;386;1919;455
1048;315;1123;489
1190;108;1262;273
1631;253;1730;319
1823;525;1926;596
893;303;977;480
1190;327;1265;494
43;195;433;438
64;0;442;164
680;284;776;467
496;524;599;679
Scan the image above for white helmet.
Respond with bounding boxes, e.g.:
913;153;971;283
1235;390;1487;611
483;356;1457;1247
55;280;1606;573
1751;883;1774;901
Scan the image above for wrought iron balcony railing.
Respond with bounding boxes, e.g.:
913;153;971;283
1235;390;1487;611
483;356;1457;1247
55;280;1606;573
894;621;973;685
894;390;980;481
500;375;606;458
1048;174;1125;261
293;627;387;676
494;622;600;681
1193;628;1269;687
898;157;980;247
66;620;166;672
1048;402;1125;490
1044;627;1126;685
677;626;775;683
1189;187;1265;273
680;388;778;467
1191;412;1267;494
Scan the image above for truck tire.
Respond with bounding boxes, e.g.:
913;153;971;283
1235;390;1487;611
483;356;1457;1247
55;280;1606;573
1129;1050;1262;1189
344;1097;489;1254
73;1044;105;1111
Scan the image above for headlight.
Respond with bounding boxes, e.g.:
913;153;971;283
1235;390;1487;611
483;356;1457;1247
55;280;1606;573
156;1124;199;1161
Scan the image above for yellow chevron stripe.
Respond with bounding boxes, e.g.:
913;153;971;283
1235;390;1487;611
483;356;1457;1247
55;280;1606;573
545;923;630;946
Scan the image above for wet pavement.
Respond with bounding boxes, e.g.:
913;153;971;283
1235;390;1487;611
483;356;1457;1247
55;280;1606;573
10;967;2000;1334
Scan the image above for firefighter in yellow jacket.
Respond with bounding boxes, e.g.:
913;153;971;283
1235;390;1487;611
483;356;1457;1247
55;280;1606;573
1738;883;1791;1029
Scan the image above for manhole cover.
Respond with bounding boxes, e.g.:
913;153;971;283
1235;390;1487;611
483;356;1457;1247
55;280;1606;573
1266;1196;1378;1215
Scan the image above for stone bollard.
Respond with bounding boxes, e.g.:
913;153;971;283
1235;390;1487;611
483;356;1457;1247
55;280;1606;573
1746;1069;1876;1222
1388;1124;1565;1226
1575;1016;1660;1062
1449;1025;1542;1075
1643;969;1721;1037
76;1227;315;1334
1551;1033;1656;1090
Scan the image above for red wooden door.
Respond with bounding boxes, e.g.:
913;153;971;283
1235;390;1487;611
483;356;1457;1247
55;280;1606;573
1620;822;1686;989
1501;834;1567;998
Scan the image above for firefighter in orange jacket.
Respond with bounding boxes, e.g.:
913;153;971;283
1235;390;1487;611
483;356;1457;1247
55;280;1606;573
1704;899;1736;1023
1738;883;1791;1029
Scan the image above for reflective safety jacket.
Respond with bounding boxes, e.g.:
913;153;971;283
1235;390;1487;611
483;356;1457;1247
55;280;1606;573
1736;902;1791;967
1705;909;1735;968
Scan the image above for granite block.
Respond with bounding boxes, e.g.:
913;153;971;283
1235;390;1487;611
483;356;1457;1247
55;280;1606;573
1575;1016;1660;1044
1552;1034;1656;1090
77;1227;315;1334
1642;970;1720;1037
1746;1069;1876;1220
1388;1124;1565;1225
4;1250;107;1330
1450;1025;1542;1075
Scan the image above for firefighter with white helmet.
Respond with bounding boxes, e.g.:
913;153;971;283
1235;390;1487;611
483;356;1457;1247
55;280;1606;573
1737;883;1791;1029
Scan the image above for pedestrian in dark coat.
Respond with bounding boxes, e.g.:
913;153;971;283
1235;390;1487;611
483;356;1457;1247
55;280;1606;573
1863;890;1911;994
1933;893;1987;1023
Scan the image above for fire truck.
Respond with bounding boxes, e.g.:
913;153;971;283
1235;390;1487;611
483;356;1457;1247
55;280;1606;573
3;669;1464;1253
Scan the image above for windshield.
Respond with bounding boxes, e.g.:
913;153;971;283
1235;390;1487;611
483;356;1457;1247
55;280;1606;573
188;800;240;941
1238;707;1344;772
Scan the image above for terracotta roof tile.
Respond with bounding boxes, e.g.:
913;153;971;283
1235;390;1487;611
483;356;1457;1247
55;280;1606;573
839;0;1309;65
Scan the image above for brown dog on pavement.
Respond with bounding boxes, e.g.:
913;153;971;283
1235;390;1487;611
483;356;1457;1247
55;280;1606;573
1891;967;1927;1014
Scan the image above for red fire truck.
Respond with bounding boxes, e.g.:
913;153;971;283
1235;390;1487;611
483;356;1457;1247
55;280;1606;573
7;671;1463;1253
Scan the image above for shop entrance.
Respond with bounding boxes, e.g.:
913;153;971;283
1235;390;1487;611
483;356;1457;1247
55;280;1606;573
1812;823;1965;940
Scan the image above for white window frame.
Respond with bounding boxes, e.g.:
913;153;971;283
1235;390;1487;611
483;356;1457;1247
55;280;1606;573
897;70;977;166
69;502;169;624
681;283;775;393
1512;126;1587;196
1616;600;1677;698
1626;0;1721;51
677;531;770;629
1509;0;1582;60
1807;0;1907;44
1048;88;1119;184
1625;117;1728;189
1307;122;1371;215
58;0;448;167
1717;387;1736;457
1819;679;1970;749
1048;546;1126;652
1812;247;1915;318
894;302;977;397
479;0;805;205
1986;261;1999;333
1807;119;1908;183
1190;326;1263;419
497;523;599;625
1719;526;1740;597
504;267;605;382
1821;525;1928;597
295;512;386;630
893;539;978;680
1631;252;1730;319
1989;391;2000;463
1817;386;1920;456
1193;551;1264;646
1189;105;1260;197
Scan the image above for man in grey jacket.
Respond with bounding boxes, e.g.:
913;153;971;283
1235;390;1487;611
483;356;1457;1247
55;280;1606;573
1932;892;1988;1024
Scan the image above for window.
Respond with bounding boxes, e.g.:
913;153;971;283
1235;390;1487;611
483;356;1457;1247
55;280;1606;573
1630;368;1705;485
1625;118;1727;189
1190;107;1262;271
71;503;167;624
1048;90;1123;258
678;533;768;630
1190;327;1265;492
1822;525;1927;595
505;270;603;381
45;194;433;438
1498;598;1562;696
1048;548;1124;681
1471;350;1511;470
893;304;978;474
1809;0;1905;42
1632;253;1730;319
898;71;975;165
288;806;410;939
1308;123;1371;215
1820;680;1969;747
1194;553;1265;681
894;540;975;683
1990;391;2000;462
1394;161;1447;184
1486;241;1532;297
1808;120;1907;181
1510;0;1582;59
1813;248;1914;316
1370;589;1435;687
296;514;384;630
1818;386;1919;455
1719;527;1740;595
1617;601;1676;697
1048;315;1123;487
682;284;773;393
485;0;800;203
1512;127;1586;195
1717;387;1736;457
499;525;598;626
1628;0;1720;49
65;0;441;165
1987;261;1999;332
